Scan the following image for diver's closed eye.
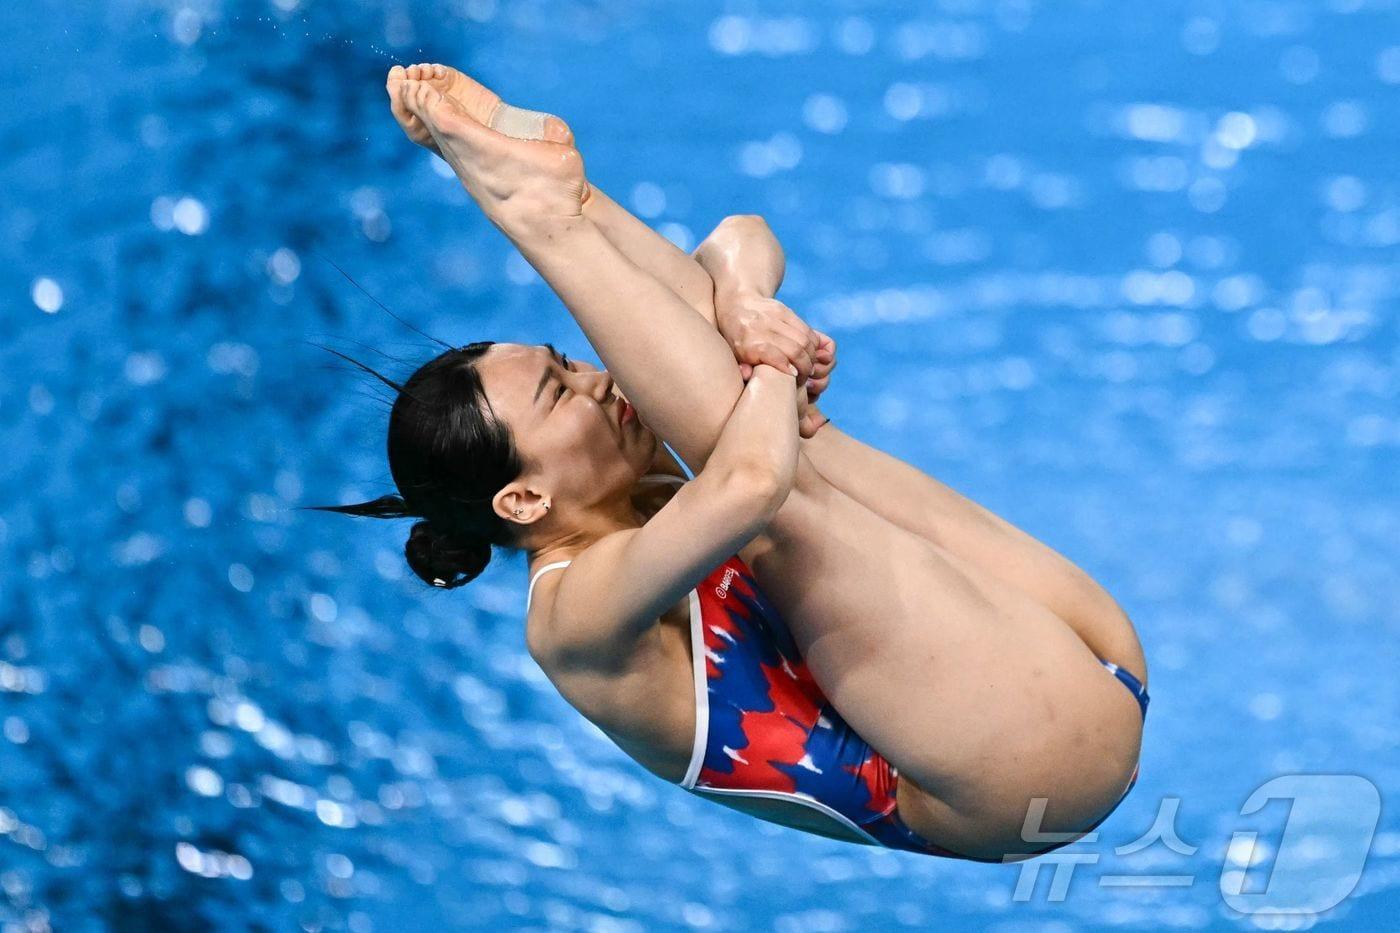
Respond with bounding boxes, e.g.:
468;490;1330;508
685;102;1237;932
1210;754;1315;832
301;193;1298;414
553;355;575;406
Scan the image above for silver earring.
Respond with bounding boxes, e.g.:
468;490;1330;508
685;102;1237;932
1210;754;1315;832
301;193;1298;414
543;503;551;511
512;508;523;517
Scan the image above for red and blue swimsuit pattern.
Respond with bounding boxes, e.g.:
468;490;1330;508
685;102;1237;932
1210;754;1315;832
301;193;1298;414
677;555;1150;860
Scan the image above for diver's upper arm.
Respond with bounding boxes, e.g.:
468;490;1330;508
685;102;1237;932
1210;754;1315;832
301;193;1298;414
541;465;785;664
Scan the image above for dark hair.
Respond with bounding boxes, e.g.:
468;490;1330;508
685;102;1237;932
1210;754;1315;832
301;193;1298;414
309;341;529;589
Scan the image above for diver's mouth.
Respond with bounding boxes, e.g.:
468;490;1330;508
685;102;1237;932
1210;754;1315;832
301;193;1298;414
608;388;635;432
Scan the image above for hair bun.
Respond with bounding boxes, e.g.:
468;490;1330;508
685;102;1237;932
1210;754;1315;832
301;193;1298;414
404;520;491;589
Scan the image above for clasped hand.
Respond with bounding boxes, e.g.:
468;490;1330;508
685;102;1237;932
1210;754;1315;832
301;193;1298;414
715;292;837;438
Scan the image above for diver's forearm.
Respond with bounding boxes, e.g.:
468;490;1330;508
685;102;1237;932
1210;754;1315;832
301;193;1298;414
710;364;800;492
581;187;718;325
507;216;745;473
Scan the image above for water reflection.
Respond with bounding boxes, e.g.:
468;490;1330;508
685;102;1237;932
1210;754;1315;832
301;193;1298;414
3;0;1398;930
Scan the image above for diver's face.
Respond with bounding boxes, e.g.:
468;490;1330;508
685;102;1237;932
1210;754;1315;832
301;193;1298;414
476;342;656;511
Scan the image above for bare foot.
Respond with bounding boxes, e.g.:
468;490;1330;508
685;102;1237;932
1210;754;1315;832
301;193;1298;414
387;63;574;153
392;72;589;229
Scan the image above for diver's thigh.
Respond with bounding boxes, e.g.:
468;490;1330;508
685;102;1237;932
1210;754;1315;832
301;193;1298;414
800;426;1148;687
752;457;1138;809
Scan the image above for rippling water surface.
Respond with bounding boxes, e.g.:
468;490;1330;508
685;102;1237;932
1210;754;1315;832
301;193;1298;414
4;0;1399;929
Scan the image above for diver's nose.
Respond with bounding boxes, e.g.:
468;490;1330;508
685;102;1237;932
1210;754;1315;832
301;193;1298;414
584;369;614;403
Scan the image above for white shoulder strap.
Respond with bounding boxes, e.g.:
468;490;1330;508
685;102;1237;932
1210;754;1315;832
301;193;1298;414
526;475;682;612
526;560;572;612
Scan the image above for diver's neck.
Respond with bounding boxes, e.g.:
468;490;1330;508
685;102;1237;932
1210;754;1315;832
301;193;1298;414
528;494;646;568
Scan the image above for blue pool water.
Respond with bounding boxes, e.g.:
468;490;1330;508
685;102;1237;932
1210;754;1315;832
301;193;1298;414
4;1;1399;929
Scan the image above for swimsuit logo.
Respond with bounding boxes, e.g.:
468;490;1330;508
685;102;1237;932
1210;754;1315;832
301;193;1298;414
715;567;737;600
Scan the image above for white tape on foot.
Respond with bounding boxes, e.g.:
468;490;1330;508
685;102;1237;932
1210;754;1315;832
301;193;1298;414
489;102;550;141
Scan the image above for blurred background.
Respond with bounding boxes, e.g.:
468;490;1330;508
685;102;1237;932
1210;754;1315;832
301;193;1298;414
3;0;1398;929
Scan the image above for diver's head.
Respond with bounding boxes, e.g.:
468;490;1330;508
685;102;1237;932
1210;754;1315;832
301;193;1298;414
313;341;655;588
469;342;656;534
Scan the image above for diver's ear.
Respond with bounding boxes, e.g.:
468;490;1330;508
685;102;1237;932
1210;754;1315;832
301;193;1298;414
493;483;553;527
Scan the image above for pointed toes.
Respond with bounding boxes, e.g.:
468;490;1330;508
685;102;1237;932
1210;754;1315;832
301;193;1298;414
414;82;442;111
542;116;574;145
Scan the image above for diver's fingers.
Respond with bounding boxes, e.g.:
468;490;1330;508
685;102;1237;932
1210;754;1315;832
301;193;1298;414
766;334;814;387
768;304;818;362
744;342;796;377
770;320;819;380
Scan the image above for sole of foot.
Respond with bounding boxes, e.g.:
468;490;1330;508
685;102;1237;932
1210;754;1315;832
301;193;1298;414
387;62;573;150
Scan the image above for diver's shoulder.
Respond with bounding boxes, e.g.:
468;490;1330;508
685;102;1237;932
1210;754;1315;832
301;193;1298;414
524;530;644;669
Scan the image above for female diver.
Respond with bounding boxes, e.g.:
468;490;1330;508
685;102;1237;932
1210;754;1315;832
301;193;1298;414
321;63;1150;862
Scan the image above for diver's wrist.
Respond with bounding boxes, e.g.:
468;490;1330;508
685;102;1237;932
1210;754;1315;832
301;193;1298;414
713;277;764;307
